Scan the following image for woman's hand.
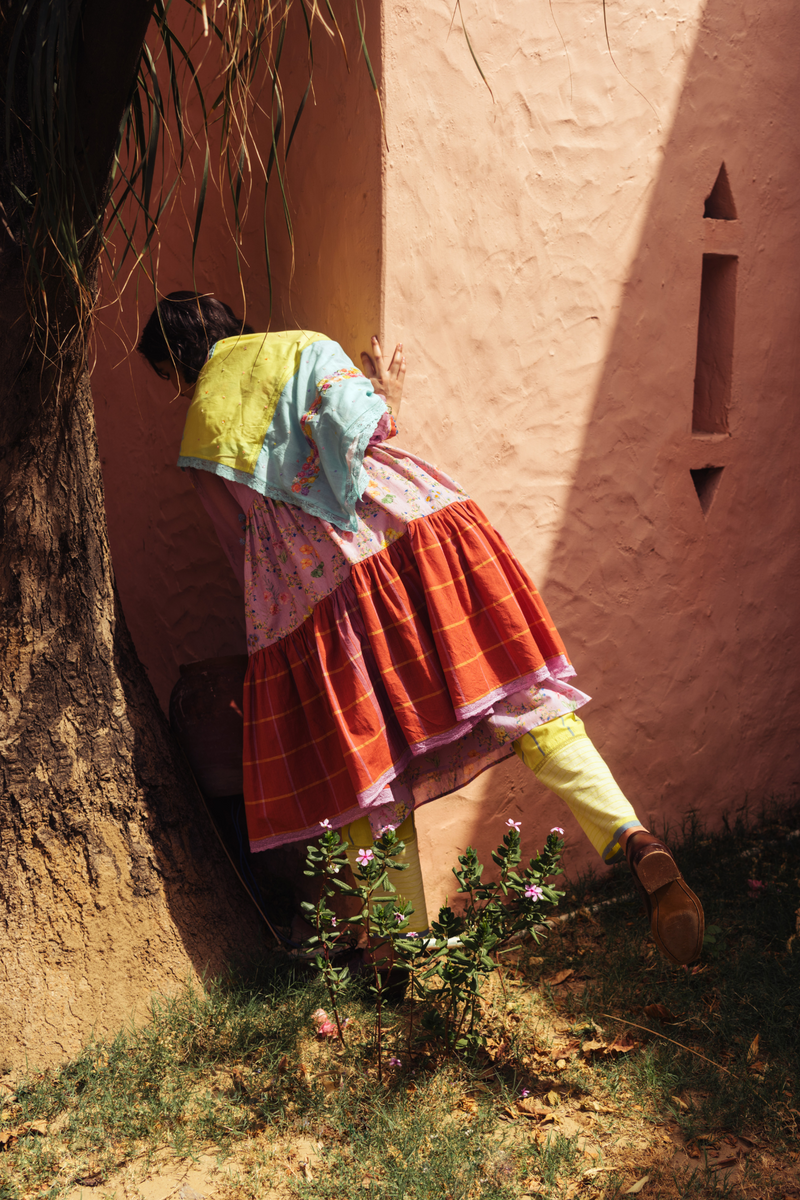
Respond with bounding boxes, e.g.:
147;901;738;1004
361;337;406;418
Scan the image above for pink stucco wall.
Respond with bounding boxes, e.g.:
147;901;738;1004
94;0;800;913
386;0;800;902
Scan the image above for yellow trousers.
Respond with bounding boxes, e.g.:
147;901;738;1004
513;712;640;864
343;712;641;932
343;813;430;933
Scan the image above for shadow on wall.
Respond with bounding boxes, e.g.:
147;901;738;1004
93;0;381;713
534;0;800;845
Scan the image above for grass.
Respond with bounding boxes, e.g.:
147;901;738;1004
1;799;799;1200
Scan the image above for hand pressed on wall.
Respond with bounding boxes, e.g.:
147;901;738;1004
360;336;406;418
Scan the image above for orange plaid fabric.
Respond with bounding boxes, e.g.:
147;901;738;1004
242;499;572;850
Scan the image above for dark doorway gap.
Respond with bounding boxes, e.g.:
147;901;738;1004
691;466;725;515
693;254;737;434
704;163;737;220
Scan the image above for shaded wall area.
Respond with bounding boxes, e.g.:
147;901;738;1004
378;0;800;902
93;3;382;711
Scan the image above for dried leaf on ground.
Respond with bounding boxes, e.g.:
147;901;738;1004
581;1032;638;1059
747;1033;760;1063
643;1003;679;1023
517;1097;551;1118
0;1119;47;1150
547;969;575;986
624;1175;651;1194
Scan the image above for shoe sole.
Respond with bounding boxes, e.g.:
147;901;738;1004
651;878;705;965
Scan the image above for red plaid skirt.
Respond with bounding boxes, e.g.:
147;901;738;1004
242;499;573;850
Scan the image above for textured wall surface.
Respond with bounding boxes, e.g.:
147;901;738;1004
94;0;800;914
382;0;800;901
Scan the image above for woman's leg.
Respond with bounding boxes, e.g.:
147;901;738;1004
343;812;430;934
514;714;704;964
513;713;643;863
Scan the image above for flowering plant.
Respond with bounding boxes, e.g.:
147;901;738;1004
302;820;565;1065
408;823;565;1052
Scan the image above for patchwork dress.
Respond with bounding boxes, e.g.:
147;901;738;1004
181;332;590;853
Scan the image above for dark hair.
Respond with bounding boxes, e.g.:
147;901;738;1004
137;291;255;383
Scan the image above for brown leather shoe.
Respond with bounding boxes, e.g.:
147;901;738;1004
624;831;704;965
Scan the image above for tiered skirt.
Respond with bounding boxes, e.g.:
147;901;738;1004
242;498;588;850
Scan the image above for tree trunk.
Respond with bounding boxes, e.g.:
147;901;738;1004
0;5;265;1070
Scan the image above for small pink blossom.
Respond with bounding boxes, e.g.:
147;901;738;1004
356;848;374;866
506;819;522;832
747;879;766;892
319;818;332;829
312;1008;348;1038
388;1056;402;1067
394;912;404;923
550;826;565;835
330;917;337;927
525;884;544;901
520;1088;530;1098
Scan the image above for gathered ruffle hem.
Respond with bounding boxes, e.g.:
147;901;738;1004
242;498;589;850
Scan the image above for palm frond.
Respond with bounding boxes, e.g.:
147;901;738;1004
2;0;490;355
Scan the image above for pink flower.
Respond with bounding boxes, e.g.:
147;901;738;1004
506;819;522;832
525;884;544;901
550;826;565;836
520;1088;530;1098
312;1008;348;1038
394;911;404;923
388;1056;402;1067
747;879;766;891
330;917;337;927
356;848;374;866
320;818;332;829
279;593;289;604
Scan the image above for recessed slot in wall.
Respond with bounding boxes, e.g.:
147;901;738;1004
704;163;737;220
692;254;737;434
690;466;724;516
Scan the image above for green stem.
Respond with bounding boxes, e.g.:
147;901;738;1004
318;861;346;1045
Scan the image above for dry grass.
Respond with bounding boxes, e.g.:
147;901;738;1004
2;801;799;1200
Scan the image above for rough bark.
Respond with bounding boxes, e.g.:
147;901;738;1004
0;2;264;1068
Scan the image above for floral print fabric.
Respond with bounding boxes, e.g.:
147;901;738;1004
241;443;470;653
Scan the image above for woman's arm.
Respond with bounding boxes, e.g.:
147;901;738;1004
360;337;406;420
